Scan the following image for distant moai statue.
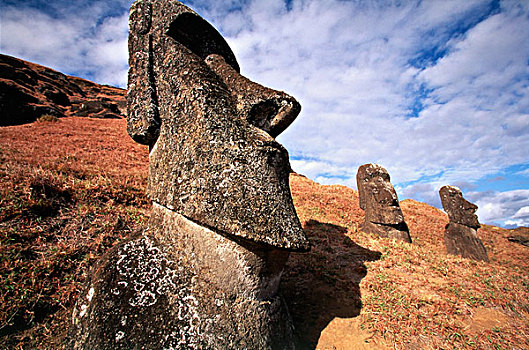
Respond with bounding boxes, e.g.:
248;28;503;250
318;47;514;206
356;164;412;243
439;186;489;262
71;1;309;349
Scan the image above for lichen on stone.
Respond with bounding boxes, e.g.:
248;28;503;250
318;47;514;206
71;1;307;348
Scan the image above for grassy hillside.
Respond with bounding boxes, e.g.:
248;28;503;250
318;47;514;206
1;118;528;349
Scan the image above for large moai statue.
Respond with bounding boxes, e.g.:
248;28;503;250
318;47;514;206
439;186;489;262
71;1;310;349
356;164;412;243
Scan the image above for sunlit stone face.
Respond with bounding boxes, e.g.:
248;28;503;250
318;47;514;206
439;185;480;229
127;0;309;251
357;163;405;225
356;163;411;242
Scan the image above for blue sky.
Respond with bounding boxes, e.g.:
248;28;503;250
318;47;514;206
1;0;529;227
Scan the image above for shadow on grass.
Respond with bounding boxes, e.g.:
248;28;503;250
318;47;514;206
281;219;381;349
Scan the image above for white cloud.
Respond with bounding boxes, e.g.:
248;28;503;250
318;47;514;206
0;1;131;86
513;206;529;219
219;0;528;227
1;0;528;227
517;168;529;176
399;182;441;208
474;190;529;226
218;1;526;186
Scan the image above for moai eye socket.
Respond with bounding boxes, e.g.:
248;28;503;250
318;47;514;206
166;12;239;72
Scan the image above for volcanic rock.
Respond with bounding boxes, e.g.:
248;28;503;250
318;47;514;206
356;163;411;242
205;54;301;138
72;205;295;349
72;0;309;348
507;227;529;247
0;54;126;126
439;185;480;229
507;235;529;247
439;186;489;262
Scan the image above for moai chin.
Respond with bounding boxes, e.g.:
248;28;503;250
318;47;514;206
71;1;309;348
356;163;412;243
439;186;489;262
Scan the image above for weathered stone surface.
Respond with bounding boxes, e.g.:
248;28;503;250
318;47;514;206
507;228;529;247
356;163;411;242
0;54;126;126
440;186;489;262
72;0;308;348
444;223;489;262
507;235;529;246
205;54;301;138
73;205;295;349
126;0;308;251
439;185;480;229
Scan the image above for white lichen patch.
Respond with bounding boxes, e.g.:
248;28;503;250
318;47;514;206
79;304;88;318
115;331;125;342
118;281;128;288
115;235;179;308
87;287;95;302
112;234;205;349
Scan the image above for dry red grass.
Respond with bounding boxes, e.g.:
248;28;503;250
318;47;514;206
0;118;149;348
289;175;529;349
1;118;528;349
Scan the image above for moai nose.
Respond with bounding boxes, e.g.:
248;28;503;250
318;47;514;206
247;95;301;138
205;54;301;138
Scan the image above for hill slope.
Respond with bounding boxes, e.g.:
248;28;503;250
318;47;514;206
0;54;126;126
1;118;528;349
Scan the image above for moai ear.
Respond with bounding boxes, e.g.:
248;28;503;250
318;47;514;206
356;165;368;210
127;0;160;146
358;184;366;210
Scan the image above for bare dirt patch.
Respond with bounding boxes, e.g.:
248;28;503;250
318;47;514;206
463;307;510;335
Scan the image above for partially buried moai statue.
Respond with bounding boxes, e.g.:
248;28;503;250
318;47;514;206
71;1;309;349
439;186;489;262
356;164;412;243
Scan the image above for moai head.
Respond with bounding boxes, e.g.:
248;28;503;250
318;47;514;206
356;163;405;225
127;0;309;251
439;186;480;229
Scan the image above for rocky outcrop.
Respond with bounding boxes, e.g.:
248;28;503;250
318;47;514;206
439;186;489;262
507;235;529;247
0;54;126;126
71;1;309;348
507;227;529;247
356;164;411;242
